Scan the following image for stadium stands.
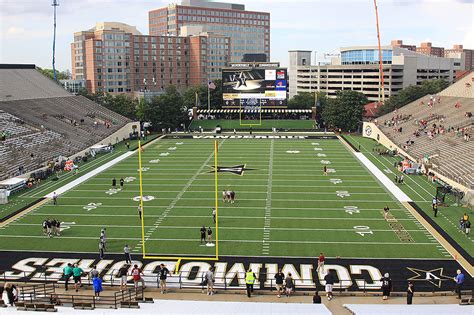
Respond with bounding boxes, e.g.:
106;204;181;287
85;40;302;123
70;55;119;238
0;65;132;180
376;72;474;189
0;65;71;102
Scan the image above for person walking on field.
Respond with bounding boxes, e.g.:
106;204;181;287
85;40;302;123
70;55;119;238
120;177;124;190
212;208;216;224
112;178;117;189
52;192;58;205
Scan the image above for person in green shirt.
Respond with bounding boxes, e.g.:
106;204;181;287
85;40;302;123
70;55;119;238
72;264;84;292
63;263;74;291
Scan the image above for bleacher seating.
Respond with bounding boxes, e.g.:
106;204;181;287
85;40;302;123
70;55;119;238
0;65;132;180
376;72;474;189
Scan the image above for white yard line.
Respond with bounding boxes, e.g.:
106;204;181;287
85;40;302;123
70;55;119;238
262;139;274;255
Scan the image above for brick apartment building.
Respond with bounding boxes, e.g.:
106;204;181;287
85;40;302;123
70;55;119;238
149;0;270;63
71;22;230;94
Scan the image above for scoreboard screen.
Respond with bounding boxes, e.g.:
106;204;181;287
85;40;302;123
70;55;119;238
222;68;287;107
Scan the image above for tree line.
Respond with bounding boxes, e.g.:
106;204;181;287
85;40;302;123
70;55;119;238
75;76;448;132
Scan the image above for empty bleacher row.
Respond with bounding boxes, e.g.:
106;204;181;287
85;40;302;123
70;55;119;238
376;72;474;189
0;96;131;180
0;67;72;102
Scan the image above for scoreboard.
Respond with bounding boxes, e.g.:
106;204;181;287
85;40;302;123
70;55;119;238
222;66;288;108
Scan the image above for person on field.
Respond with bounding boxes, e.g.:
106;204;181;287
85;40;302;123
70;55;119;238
212;208;216;224
383;206;390;220
229;190;235;203
99;241;105;259
433;203;438;217
42;219;48;236
200;226;206;245
381;273;392;300
120;177;124;190
138;205;142;220
323;165;327;176
222;190;228;203
207;227;213;244
112;178;117;188
274;269;285;298
52;192;58;205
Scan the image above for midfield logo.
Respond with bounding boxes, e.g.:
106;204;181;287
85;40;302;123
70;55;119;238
206;164;256;176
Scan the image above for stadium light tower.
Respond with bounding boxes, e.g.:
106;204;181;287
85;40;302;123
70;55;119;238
52;0;60;82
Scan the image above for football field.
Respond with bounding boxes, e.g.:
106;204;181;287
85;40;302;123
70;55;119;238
0;136;451;260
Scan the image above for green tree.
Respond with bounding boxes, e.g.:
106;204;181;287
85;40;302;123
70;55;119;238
140;85;188;130
322;90;367;131
288;92;315;109
182;79;223;109
37;67;71;81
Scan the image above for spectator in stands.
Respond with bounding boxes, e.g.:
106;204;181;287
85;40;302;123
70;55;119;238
93;276;103;300
89;265;99;280
407;281;414;304
131;264;146;290
119;264;129;291
312;291;321;304
285;273;295;297
324;271;335;301
73;264;84;292
454;269;465;299
380;273;392;300
158;264;170;294
205;266;215;296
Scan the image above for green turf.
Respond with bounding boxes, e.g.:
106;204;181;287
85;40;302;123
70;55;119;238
189;119;316;130
344;134;474;257
0;135;449;260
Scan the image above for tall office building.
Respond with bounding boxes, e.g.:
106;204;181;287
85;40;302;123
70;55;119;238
71;22;230;94
149;0;270;62
289;41;464;102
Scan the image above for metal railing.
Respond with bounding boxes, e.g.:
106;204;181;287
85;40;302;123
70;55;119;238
2;269;470;294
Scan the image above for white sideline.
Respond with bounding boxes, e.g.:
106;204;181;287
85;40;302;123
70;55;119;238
344;304;473;315
354;152;412;202
44;151;135;198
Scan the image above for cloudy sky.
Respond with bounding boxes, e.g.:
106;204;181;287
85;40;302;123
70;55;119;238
0;0;472;71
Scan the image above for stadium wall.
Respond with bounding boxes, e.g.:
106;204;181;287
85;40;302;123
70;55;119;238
362;122;469;193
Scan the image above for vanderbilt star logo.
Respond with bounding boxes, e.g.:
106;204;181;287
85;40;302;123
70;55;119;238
205;164;256;176
407;267;452;288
